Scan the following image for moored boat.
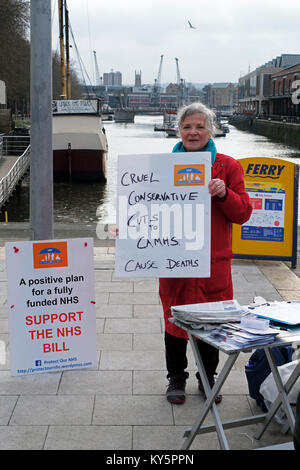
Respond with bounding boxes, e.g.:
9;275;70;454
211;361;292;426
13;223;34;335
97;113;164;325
215;121;226;137
165;126;179;137
52;99;108;182
114;108;135;123
164;110;178;137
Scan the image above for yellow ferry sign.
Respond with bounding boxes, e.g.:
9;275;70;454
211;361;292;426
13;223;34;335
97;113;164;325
244;162;285;178
232;157;299;267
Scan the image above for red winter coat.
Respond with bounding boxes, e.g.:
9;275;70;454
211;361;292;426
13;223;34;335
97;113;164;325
159;152;253;339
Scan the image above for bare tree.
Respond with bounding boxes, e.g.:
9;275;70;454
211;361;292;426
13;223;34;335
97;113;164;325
52;51;83;100
0;0;83;113
0;0;30;113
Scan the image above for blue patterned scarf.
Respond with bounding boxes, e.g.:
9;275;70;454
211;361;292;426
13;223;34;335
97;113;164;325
172;138;217;164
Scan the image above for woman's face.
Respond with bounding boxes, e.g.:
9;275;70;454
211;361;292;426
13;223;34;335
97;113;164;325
179;113;211;151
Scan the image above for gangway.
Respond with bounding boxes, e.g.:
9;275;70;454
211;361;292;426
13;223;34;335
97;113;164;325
0;135;30;209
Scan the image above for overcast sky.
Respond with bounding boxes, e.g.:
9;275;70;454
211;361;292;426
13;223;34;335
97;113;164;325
51;0;300;86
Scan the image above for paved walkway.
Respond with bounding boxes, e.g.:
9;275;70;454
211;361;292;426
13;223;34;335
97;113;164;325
0;245;300;450
0;156;18;181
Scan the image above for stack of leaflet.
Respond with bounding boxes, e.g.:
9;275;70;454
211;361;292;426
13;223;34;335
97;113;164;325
171;300;244;328
209;322;279;348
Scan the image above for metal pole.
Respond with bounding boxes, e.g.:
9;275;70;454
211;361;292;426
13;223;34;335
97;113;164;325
65;1;71;99
30;0;53;240
58;0;67;98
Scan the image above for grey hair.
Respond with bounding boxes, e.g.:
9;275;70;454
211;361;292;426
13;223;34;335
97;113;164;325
177;102;217;136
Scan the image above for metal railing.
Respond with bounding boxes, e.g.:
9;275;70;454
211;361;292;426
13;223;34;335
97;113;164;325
0;135;3;160
256;115;300;124
0;145;30;208
2;135;30;156
230;114;300;125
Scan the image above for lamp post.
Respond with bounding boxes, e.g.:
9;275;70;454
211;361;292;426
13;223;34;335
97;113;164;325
30;0;53;240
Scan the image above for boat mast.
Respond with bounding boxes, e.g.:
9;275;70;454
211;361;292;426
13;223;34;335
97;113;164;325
58;0;67;98
65;1;71;99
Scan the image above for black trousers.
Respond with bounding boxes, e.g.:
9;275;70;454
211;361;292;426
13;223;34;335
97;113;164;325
165;331;219;379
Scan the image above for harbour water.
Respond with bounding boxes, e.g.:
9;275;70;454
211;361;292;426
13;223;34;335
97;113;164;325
2;115;300;224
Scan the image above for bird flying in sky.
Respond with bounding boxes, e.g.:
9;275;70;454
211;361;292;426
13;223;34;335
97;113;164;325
188;20;196;29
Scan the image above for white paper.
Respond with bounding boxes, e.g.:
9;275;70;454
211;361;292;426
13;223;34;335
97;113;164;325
171;300;244;324
249;301;300;325
172;299;242;314
115;152;211;277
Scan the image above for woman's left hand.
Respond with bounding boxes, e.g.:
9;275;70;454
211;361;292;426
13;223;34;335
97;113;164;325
208;178;227;199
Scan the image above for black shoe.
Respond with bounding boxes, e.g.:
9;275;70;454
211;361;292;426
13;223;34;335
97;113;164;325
196;372;222;404
166;372;189;404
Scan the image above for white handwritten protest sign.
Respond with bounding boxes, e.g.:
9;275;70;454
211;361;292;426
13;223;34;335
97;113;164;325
6;238;97;376
116;152;211;277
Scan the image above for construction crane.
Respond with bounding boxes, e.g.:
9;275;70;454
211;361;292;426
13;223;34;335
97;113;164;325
175;57;181;86
156;54;164;87
175;57;187;108
151;54;164;107
93;50;101;86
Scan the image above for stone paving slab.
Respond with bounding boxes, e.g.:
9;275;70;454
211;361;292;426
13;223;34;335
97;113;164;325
0;247;298;450
92;395;173;426
132;425;220;450
133;333;164;351
58;370;133;395
104;318;162;334
44;425;133;450
108;292;160;305
0;370;61;395
10;395;95;425
100;350;166;371
0;396;18;424
0;426;48;450
133;304;163;318
97;333;133;351
96;304;133;318
95;281;133;293
173;395;254;427
256;260;300;300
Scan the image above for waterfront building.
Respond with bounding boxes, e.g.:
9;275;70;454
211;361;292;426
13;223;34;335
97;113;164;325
238;54;300;115
0;80;6;107
165;83;178;94
268;63;300;117
135;70;142;87
103;70;122;87
0;80;11;133
127;88;201;110
204;82;238;115
83;82;201;110
127;92;177;109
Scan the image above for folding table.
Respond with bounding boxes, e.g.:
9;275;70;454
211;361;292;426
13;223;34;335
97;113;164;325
169;318;300;450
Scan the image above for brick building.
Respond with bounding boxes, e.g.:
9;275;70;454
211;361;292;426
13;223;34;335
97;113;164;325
268;63;300;117
204;83;238;114
238;54;300;115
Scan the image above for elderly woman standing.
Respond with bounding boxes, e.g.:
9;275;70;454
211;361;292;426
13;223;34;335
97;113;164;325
162;102;253;405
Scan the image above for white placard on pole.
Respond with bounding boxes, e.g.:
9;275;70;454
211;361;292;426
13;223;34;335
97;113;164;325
116;152;211;278
6;238;97;376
